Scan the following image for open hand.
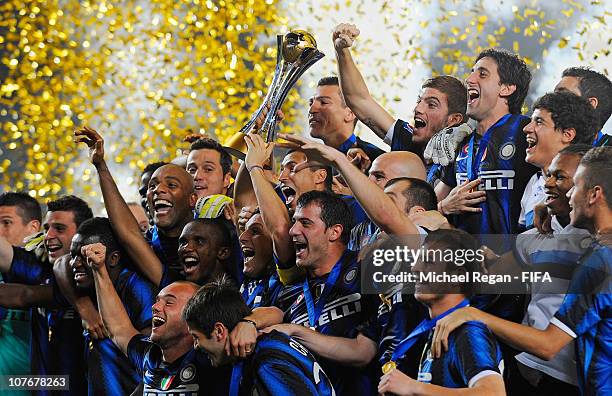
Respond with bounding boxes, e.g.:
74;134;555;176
74;126;105;166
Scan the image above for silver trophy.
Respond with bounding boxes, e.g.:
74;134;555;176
224;30;324;159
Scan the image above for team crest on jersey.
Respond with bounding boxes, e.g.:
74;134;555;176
499;142;516;160
180;364;196;382
457;144;469;160
344;269;356;283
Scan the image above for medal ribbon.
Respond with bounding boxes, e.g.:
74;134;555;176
389;299;469;364
302;252;346;329
229;361;244;396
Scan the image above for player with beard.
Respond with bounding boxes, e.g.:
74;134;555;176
184;279;335;395
67;217;155;395
554;67;612;147
377;229;505;395
186;138;233;200
0;192;41;394
238;210;282;309
0;195;92;395
433;147;612;396
519;92;598;230
332;23;468;185
436;48;537;236
267;190;379;395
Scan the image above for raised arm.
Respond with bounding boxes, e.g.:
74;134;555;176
75;126;164;286
85;242;138;355
333;23;395;139
279;134;420;238
243;134;294;265
53;255;107;340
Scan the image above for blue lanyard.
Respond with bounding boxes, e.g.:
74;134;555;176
150;226;168;264
229;361;244;396
302;253;345;329
427;163;440;183
390;299;469;362
466;114;511;180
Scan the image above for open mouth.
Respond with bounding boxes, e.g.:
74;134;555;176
46;244;62;254
468;88;480;105
242;247;255;261
545;190;560;205
194;185;207;193
74;272;88;282
294;240;308;258
152;315;166;328
526;135;537;153
414;116;427;129
281;185;296;206
182;256;199;273
154;199;173;215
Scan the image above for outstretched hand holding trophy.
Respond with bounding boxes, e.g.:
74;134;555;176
223;30;324;159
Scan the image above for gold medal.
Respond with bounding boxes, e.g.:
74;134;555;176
382;360;397;374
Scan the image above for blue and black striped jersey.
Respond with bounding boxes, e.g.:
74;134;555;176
235;330;335;395
85;268;156;395
127;334;231;395
8;247;87;396
551;243;612;396
416;321;504;388
275;250;379;395
441;114;538;236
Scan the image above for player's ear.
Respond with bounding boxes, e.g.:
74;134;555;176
108;251;121;268
499;83;516;98
217;246;230;261
446;113;464;128
214;322;227;342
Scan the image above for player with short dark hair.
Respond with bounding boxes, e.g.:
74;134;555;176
187;137;233;199
556;66;612;144
0;191;42;387
519;91;599;230
378;229;505;395
332;23;468;185
433;147;612;396
65;217;156;395
437;48;537;236
0;195;92;395
183;278;335;395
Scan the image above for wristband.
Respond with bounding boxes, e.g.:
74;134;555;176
239;318;257;328
247;165;264;173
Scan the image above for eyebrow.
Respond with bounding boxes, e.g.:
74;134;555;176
423;96;441;103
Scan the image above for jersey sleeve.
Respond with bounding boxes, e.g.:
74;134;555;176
551;248;611;338
8;247;46;285
125;275;156;330
127;334;151;376
453;322;503;388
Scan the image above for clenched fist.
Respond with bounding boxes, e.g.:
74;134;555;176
333;23;360;51
82;243;107;271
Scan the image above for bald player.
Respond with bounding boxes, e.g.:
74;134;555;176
75;127;197;278
351;150;427;250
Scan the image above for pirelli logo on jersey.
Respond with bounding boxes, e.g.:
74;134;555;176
292;293;362;328
456;170;515;190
